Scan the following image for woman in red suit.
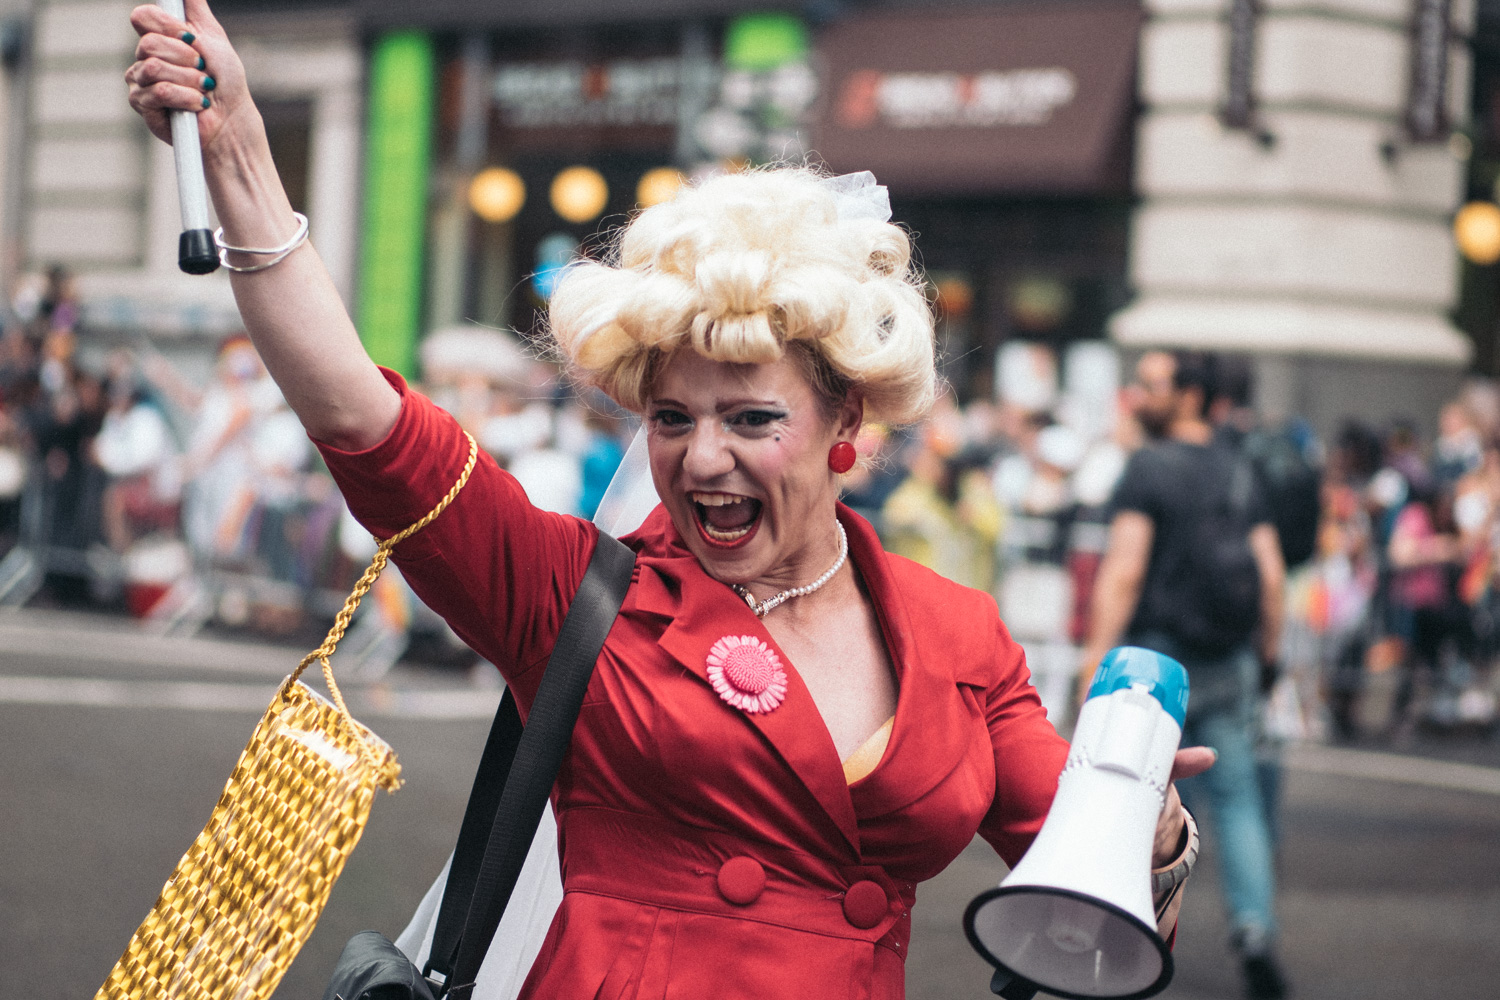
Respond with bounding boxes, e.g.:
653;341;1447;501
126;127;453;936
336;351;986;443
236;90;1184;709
126;5;1210;997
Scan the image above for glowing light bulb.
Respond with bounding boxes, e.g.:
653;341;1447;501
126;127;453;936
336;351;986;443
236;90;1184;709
550;166;609;224
1455;201;1500;266
467;167;526;223
636;167;684;207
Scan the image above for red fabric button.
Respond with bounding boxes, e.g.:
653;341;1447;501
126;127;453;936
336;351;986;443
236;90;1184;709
716;856;766;905
843;880;888;929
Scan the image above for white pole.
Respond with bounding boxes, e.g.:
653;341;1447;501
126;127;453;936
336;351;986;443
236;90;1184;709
157;0;218;274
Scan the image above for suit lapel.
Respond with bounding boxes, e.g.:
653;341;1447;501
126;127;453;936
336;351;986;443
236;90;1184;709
842;507;979;818
631;514;862;855
626;506;983;847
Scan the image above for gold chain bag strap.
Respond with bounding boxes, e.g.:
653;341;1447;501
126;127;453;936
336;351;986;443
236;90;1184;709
97;433;479;1000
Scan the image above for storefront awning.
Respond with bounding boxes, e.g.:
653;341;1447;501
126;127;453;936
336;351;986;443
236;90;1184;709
355;0;797;31
813;2;1143;196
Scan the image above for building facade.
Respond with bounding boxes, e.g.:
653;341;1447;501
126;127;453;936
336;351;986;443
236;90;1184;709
0;0;1484;431
1115;0;1477;430
9;0;363;373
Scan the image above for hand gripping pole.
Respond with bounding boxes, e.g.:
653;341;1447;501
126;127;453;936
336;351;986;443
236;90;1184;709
158;0;219;274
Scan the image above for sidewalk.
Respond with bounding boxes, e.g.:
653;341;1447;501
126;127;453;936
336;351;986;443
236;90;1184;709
6;606;1500;779
0;605;503;720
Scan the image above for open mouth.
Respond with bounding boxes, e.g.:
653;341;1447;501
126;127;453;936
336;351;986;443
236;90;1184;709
690;491;763;548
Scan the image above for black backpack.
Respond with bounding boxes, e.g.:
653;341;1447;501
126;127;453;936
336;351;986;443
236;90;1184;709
1241;427;1321;570
1171;450;1263;652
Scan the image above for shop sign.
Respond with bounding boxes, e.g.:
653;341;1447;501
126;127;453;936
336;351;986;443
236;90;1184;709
815;2;1143;194
493;59;686;129
838;68;1077;130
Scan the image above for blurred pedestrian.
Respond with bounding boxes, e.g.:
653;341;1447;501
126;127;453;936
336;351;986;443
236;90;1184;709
166;335;283;563
1385;482;1467;738
93;354;180;554
1310;473;1379;740
1434;400;1483;486
27;329;108;571
0;323;36;555
1080;349;1289;999
881;432;1000;592
1207;358;1321;845
1451;458;1499;725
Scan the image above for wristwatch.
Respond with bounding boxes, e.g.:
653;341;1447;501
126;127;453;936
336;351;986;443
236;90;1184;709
1151;806;1200;897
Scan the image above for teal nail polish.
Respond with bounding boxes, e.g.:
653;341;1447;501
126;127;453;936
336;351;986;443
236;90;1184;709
196;56;205;71
201;95;210;109
202;76;216;91
181;31;195;44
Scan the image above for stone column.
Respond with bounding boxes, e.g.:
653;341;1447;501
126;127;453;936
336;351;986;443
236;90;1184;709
19;4;363;341
1112;0;1476;431
26;1;149;272
236;22;364;305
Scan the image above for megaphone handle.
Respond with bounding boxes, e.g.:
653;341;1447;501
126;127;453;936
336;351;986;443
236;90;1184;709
158;0;218;275
989;967;1039;1000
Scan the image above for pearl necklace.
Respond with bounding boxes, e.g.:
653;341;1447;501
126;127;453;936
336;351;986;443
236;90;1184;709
732;521;849;618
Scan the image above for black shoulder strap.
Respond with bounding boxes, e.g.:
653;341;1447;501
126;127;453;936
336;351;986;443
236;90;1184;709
424;531;635;996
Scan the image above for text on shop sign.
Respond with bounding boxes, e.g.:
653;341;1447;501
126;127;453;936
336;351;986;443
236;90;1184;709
493;59;682;128
836;68;1078;129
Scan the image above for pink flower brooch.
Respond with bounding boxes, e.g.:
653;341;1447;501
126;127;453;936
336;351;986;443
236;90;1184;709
706;635;788;714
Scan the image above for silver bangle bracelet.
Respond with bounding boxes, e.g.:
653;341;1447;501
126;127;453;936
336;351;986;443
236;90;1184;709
1151;806;1200;897
214;212;310;273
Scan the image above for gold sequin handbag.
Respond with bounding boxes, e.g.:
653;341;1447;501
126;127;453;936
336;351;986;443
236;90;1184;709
96;433;479;1000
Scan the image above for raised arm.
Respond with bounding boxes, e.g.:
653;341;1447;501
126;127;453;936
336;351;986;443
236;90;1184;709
126;0;398;450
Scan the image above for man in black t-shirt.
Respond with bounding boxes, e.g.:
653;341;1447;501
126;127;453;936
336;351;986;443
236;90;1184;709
1080;350;1289;1000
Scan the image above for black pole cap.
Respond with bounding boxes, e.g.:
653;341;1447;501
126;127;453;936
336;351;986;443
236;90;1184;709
178;228;219;275
990;968;1039;1000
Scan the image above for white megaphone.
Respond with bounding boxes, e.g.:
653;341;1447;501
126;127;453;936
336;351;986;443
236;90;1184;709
965;646;1190;1000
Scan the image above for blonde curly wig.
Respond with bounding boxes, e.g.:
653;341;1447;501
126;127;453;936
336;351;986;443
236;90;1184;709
548;167;937;425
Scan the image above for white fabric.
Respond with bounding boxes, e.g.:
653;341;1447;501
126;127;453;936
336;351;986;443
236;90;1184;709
0;447;23;499
480;405;552;462
95;404;174;479
181;376;283;557
590;426;657;538
819;170;892;224
394;803;565;998
395;425;660;997
509;449;583;516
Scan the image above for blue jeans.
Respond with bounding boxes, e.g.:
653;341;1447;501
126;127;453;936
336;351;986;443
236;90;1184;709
1130;632;1278;948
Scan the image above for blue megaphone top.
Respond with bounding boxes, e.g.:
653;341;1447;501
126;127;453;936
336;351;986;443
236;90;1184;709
1085;646;1190;728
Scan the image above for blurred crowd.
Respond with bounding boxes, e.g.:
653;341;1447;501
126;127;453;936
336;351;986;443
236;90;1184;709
3;269;1499;742
1307;386;1500;741
847;341;1500;748
0;267;345;630
0;269;628;671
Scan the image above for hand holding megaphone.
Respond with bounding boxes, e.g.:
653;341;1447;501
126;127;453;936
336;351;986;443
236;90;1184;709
1156;746;1214;867
127;0;246;273
967;648;1214;1000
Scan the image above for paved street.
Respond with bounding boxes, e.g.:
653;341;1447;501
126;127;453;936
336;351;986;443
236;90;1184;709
3;608;1498;1000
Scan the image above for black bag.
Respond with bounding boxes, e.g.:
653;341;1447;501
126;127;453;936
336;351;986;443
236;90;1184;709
322;533;635;1000
1173;451;1262;653
324;931;441;1000
1241;426;1321;570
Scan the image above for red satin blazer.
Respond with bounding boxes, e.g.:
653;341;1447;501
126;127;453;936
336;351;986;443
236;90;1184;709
319;371;1070;1000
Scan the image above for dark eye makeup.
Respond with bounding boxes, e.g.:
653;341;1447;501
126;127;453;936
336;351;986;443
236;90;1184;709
734;409;787;427
648;406;789;434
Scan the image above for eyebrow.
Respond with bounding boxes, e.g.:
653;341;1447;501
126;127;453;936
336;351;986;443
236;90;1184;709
652;397;789;415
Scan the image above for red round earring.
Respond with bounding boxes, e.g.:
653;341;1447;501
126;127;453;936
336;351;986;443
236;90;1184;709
828;441;857;474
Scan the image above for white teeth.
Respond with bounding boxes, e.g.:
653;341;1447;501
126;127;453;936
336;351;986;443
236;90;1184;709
690;492;749;507
691;491;759;542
